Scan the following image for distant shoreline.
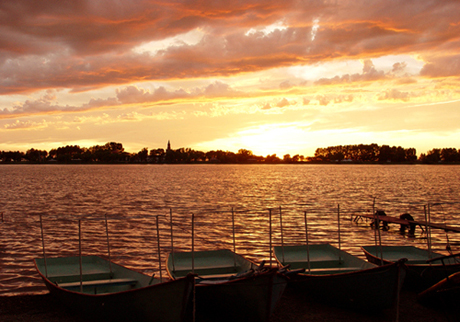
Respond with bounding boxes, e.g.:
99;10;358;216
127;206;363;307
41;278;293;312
0;161;458;165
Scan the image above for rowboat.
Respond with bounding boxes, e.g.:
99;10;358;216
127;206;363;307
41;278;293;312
166;249;288;322
361;245;460;289
34;255;195;322
418;253;460;308
418;271;460;308
274;243;406;310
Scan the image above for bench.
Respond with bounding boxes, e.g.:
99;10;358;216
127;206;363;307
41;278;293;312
286;259;343;270
59;278;137;289
173;265;240;278
303;267;362;275
47;266;113;284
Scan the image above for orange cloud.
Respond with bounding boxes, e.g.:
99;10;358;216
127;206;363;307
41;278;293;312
1;0;459;97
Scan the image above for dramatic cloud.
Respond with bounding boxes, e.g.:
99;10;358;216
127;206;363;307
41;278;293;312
2;0;460;156
1;1;459;95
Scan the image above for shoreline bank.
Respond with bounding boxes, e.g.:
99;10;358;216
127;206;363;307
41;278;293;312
1;287;456;322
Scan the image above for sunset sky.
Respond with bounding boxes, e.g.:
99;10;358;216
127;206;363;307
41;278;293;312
1;0;460;157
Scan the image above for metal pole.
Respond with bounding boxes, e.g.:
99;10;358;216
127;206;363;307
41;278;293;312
337;204;341;251
304;211;311;273
372;197;378;249
337;204;343;263
279;206;285;263
104;214;113;277
78;219;83;293
269;209;273;268
424;205;430;257
191;214;195;273
427;204;432;258
156;216;163;282
39;214;48;277
375;209;383;265
232;208;237;268
170;208;175;272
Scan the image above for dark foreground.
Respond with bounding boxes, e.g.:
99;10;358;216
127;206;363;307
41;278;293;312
0;287;457;322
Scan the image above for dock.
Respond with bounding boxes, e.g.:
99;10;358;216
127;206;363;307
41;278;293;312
352;213;460;233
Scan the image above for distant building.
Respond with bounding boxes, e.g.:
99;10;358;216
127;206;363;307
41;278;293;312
167;140;171;151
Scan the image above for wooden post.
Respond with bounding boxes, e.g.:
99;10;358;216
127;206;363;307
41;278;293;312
304;211;310;273
156;216;163;282
39;214;48;277
78;219;83;293
279;206;285;263
104;214;113;277
170;209;175;272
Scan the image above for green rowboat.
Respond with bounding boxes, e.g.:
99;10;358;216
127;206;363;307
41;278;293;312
34;255;194;322
274;243;406;310
361;245;460;289
166;249;287;322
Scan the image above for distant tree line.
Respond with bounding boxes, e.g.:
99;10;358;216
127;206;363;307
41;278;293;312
1;142;459;164
312;144;417;163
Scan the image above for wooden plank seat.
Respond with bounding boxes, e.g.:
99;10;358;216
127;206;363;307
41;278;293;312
173;265;240;278
59;278;137;289
302;267;362;274
285;259;344;270
47;266;113;284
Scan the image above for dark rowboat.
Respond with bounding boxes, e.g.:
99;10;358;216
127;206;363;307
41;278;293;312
418;253;460;308
34;255;194;322
166;249;288;322
274;243;406;310
361;245;460;289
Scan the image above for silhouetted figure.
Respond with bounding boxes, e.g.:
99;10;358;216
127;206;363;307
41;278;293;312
371;210;389;230
399;213;416;235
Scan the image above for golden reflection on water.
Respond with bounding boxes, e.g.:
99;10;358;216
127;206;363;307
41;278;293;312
1;164;460;295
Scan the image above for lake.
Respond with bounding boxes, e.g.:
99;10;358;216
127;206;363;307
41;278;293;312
1;164;459;295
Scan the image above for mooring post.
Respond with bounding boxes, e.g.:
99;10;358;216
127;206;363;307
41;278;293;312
232;208;237;268
78;219;83;293
304;211;311;273
104;214;113;277
269;209;272;268
156;215;163;282
170;208;175;272
39;214;48;277
191;214;195;273
280;206;285;263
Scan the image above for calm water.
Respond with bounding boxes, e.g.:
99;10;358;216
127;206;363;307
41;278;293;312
1;164;460;295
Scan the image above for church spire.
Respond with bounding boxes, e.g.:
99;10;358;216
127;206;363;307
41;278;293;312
167;140;171;151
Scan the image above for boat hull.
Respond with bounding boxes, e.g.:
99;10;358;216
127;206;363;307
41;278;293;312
167;249;287;322
418;271;460;308
361;245;460;289
274;244;406;310
289;261;405;310
194;269;287;322
34;256;194;322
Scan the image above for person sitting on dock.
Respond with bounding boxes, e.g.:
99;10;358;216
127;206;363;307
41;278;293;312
399;213;416;235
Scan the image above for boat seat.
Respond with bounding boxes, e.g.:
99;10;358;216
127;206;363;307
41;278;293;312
196;273;237;280
285;259;343;270
303;267;362;275
173;266;240;278
48;270;113;284
59;278;137;289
